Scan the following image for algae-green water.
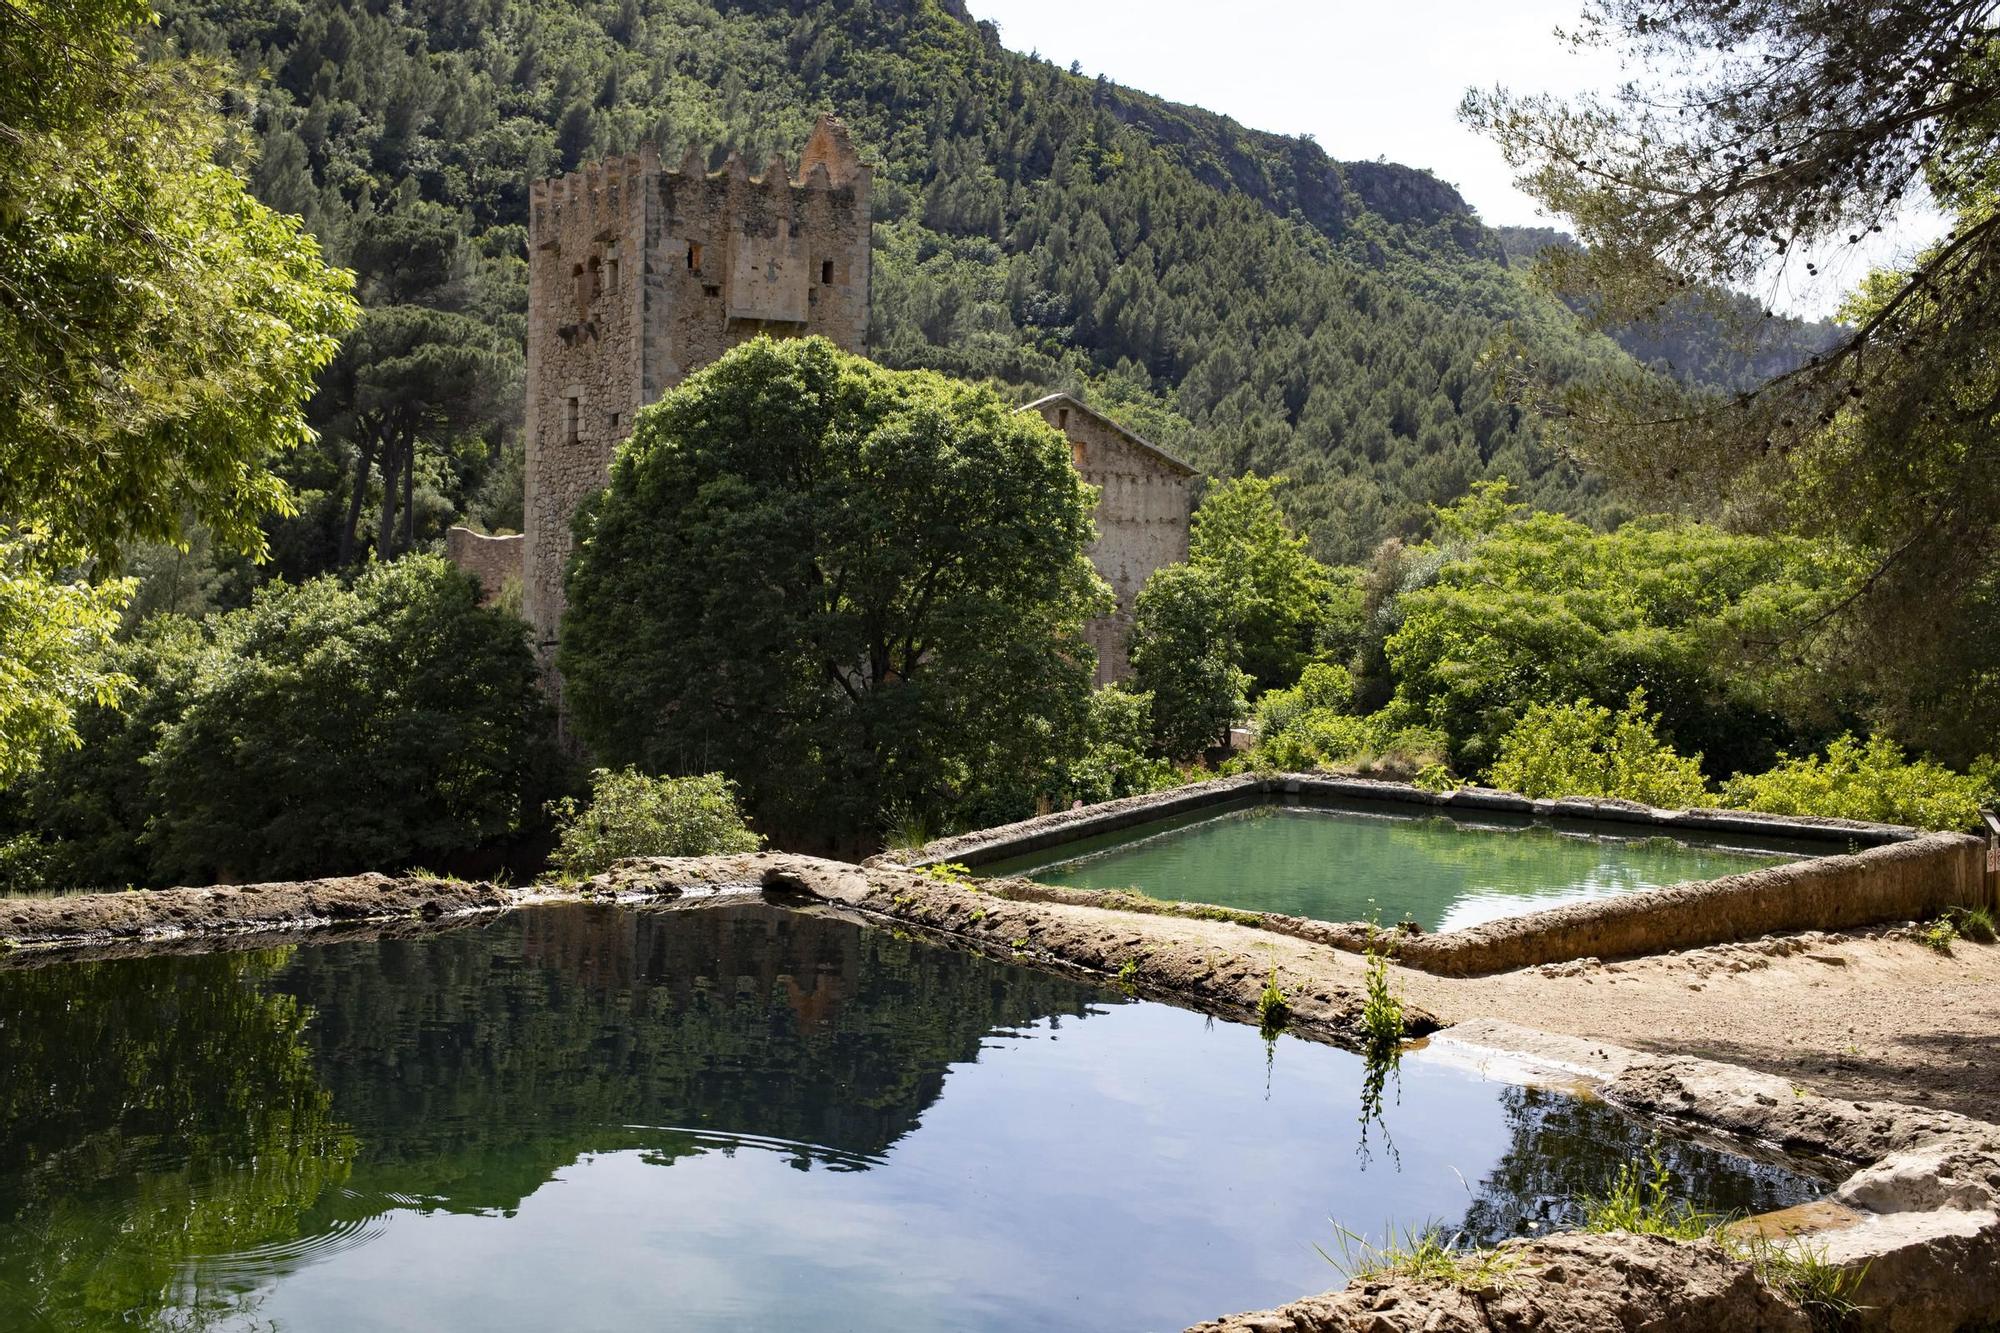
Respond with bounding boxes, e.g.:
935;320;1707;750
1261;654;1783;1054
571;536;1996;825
989;804;1802;932
0;903;1818;1331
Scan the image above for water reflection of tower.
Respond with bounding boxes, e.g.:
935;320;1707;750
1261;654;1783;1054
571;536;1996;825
519;905;853;1028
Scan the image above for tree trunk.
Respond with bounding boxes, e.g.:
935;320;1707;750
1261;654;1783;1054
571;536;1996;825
338;435;378;567
377;435;404;561
401;437;416;551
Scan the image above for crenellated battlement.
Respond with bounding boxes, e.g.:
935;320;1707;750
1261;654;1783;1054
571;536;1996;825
518;115;873;668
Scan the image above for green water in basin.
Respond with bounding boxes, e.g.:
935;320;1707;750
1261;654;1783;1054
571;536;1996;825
986;803;1804;932
0;902;1819;1331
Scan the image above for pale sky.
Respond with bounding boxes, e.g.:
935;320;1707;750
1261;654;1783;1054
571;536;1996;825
971;0;1938;317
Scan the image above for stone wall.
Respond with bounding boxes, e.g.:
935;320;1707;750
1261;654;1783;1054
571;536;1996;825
522;118;872;660
444;526;523;606
1022;394;1196;682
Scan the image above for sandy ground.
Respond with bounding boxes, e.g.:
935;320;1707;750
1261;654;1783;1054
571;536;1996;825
1403;927;2000;1120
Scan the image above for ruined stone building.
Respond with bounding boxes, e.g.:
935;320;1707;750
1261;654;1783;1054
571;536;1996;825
1019;394;1197;681
452;116;1195;688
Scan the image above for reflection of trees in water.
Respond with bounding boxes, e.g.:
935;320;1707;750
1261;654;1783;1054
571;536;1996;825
268;903;1111;1209
0;905;1110;1328
1378;817;1771;908
0;948;356;1330
1455;1085;1822;1244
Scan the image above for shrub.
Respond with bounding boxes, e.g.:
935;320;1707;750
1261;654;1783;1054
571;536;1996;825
5;557;555;890
548;768;761;881
1720;733;1988;831
1054;685;1184;805
1248;670;1451;780
1486;691;1711;808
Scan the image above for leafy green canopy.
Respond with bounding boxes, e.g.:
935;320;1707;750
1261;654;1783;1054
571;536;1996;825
559;336;1107;847
1720;734;1993;833
548;769;762;882
1377;485;1856;776
1467;0;2000;763
1186;475;1340;695
1128;563;1250;760
1;557;552;890
0;555;132;788
0;2;357;571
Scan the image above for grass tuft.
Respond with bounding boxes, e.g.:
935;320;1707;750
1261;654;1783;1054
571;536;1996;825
1579;1142;1715;1239
1947;904;1997;944
1320;1223;1519;1291
1733;1235;1868;1332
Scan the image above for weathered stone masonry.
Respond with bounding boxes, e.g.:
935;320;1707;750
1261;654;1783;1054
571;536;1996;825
520;116;874;654
469;117;1197;692
1022;393;1197;682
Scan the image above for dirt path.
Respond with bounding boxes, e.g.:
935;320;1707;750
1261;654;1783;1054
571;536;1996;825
1401;929;2000;1120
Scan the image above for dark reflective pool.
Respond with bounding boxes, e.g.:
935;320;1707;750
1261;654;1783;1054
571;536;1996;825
989;803;1803;932
0;903;1819;1331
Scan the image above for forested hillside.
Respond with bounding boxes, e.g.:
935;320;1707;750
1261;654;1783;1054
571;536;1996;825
1493;227;1841;391
155;0;1642;573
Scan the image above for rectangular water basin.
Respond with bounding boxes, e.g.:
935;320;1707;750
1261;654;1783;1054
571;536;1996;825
0;902;1823;1331
980;798;1825;932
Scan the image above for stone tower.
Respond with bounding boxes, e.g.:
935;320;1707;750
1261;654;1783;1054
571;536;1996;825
520;116;873;652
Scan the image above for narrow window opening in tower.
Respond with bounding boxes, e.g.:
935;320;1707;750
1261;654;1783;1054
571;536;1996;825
564;396;580;445
607;256;619;289
571;263;586;316
687;241;703;271
821;259;834;285
586;257;602;302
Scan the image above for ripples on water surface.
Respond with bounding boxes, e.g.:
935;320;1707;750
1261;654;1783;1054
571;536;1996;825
992;803;1805;931
0;903;1820;1331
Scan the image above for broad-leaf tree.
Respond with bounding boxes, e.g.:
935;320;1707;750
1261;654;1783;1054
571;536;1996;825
1128;563;1250;759
0;0;356;779
1185;474;1337;695
559;336;1109;847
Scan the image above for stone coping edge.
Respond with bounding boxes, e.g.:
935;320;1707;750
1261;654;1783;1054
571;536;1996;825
878;773;1923;874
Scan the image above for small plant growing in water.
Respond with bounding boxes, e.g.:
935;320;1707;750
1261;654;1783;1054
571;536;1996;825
1361;926;1404;1051
1256;966;1289;1034
1116;957;1141;988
